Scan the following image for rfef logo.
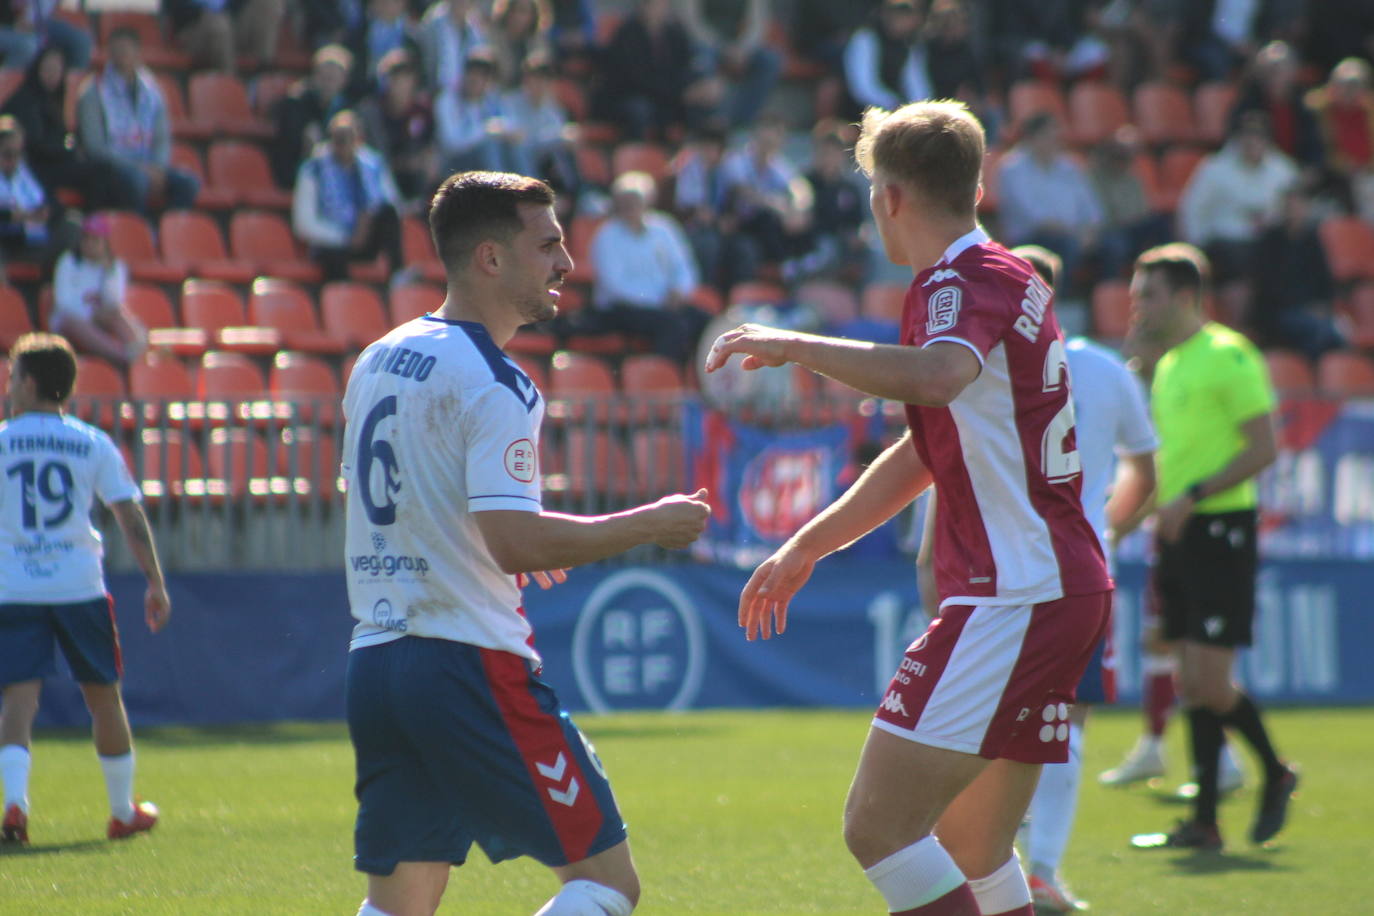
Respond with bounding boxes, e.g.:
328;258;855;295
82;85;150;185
572;569;705;713
504;439;537;482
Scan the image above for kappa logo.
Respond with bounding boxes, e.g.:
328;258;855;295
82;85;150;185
536;752;581;807
879;690;911;718
1038;702;1071;743
922;268;965;286
926;286;962;334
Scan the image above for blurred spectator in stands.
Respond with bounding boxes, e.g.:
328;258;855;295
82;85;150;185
1231;40;1324;168
435;50;524;173
503;52;579;211
719;114;815;280
548;0;595;70
1089;127;1171;279
843;1;932;118
681;0;780;129
303;0;367;51
1307;57;1374;219
672;121;734;289
163;0;285;73
76;27;199;213
599;0;724;141
924;0;999;139
486;0;552;89
358;0;418;85
50;215;145;368
997;112;1104;293
0;116;75;277
0;0;91;69
416;0;486;95
1304;0;1374;75
358;50;437;208
991;0;1108;84
1179;111;1297;285
793;0;879;70
270;44;355;189
1179;0;1265;81
1250;182;1344;361
2;47;121;209
796;120;868;282
586;171;706;363
292;110;405;283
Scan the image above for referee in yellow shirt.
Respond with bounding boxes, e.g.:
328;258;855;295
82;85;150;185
1125;244;1298;852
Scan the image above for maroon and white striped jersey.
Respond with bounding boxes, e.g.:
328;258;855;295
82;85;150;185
901;228;1111;609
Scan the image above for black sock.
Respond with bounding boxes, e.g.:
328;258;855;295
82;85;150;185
1188;706;1224;825
1222;692;1285;780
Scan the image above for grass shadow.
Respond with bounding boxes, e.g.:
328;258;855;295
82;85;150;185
577;720;731;740
135;722;348;748
0;838;112;856
1164;849;1294;875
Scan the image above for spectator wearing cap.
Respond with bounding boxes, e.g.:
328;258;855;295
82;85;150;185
292;110;406;283
270;44;356;189
997;111;1104;292
502;53;579;205
0;0;92;70
75;27;200;213
434;50;523;173
843;1;933;117
0;115;77;275
163;0;286;73
681;0;780;129
586;171;705;363
416;0;487;94
50;215;146;368
358;50;437;205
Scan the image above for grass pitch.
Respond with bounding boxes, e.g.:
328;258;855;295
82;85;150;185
1;707;1369;914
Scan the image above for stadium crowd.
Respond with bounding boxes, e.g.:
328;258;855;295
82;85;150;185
0;0;1371;439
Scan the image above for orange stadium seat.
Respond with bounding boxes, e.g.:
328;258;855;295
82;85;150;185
611;142;671;183
1341;282;1374;348
1091;279;1133;339
1068;82;1130;146
549;351;616;422
129;350;197;425
1156;147;1205;212
1008;81;1069;136
249;277;346;355
72;356;126;429
168;142;225;208
860;282;907;323
688;285;724;315
276;426;340;497
573;146;611;188
98;12;192;71
198;350;274;424
1194;81;1239;146
630;428;685;496
270;351;341;426
205;427;272;501
401;216;445;284
182;279;281;355
562;429;632;498
160;210;257;285
1131;152;1163;209
254;71;297;119
0;285;34;349
154;72;213;142
102;211;181;284
1317;350;1374;397
133;429;205;501
389;283;443;326
621;354;685;421
1319;217;1374;283
551;78;589;120
188;73;273;139
228;210;323;285
564;215;603;284
506;327;559;357
207;141;294;210
127;283;207;357
1133;82;1197;145
1264;350;1316;395
321;282;390;349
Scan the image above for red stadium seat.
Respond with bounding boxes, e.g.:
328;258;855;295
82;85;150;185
128;284;207;357
133;429;205;501
198;350;278;424
169;142;232;209
1264;350;1315;396
160;210;257;285
188;73;273;139
228;210;323;285
564;215;603;284
254;71;297;118
1133;82;1197;145
1156;147;1205;212
129;349;197;425
0;285;34;349
561;429;632;498
154;72;213;142
401;216;446;284
99;12;192;70
630;428;685;496
182;279;281;355
1008;81;1069;137
389;283;443;326
621;354;685;421
321;282;390;349
249;277;346;355
102;211;181;284
1317;350;1374;397
269;351;341;425
548;350;616;422
1340;282;1374;348
275;426;341;498
573;146;611;188
1319;217;1374;283
1068;82;1130;146
72;356;126;429
1194;82;1239;146
205;427;272;501
207;141;294;210
1091;279;1133;339
611;142;671;183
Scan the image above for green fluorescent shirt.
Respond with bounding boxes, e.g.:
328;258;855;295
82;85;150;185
1151;322;1276;512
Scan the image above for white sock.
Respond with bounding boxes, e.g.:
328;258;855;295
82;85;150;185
967;853;1032;914
1220;741;1245;778
1143;654;1177;675
356;902;392;916
534;879;634;916
99;751;136;822
1027;721;1083;874
863;835;967;912
0;744;31;811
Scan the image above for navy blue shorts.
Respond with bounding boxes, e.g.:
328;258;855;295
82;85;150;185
347;637;627;876
0;597;122;686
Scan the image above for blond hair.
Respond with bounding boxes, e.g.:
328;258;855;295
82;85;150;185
855;100;985;218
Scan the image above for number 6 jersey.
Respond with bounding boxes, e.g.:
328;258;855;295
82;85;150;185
0;412;140;603
902;228;1111;610
342;316;546;661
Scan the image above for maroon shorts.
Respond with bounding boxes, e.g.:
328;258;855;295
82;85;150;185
871;591;1111;764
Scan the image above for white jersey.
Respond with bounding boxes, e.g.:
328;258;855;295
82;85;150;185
1065;337;1158;554
342;316;545;660
0;412;139;603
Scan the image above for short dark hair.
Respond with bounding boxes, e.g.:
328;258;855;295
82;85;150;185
1135;243;1211;299
0;114;23;146
109;26;141;45
10;332;77;403
1010;244;1061;287
856;100;985;219
429;171;556;272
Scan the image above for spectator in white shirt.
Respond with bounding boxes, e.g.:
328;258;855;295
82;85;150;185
434;50;523;174
586;171;706;363
1178;111;1297;284
416;0;486;94
49;215;145;367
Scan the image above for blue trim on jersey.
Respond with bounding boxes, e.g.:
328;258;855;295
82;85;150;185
424;317;539;412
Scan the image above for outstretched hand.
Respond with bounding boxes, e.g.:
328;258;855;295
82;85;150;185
648;488;711;550
738;547;816;641
704;324;795;374
517;568;570;589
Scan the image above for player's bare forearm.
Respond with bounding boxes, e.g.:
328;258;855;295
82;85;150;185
1106;451;1156;539
110;500;166;589
1190;412;1278;498
790;432;932;562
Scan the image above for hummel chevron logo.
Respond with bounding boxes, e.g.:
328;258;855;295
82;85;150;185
922;268;964;286
537;753;581;807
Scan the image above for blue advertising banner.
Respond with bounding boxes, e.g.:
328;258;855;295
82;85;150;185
33;558;1372;728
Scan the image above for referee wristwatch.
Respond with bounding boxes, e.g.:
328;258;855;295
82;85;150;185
1187;482;1207;503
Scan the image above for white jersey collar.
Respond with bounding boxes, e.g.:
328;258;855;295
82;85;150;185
937;225;990;266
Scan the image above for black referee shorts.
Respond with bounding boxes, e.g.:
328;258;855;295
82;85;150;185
1155;509;1259;648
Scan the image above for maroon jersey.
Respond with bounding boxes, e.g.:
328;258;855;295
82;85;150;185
902;228;1111;608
